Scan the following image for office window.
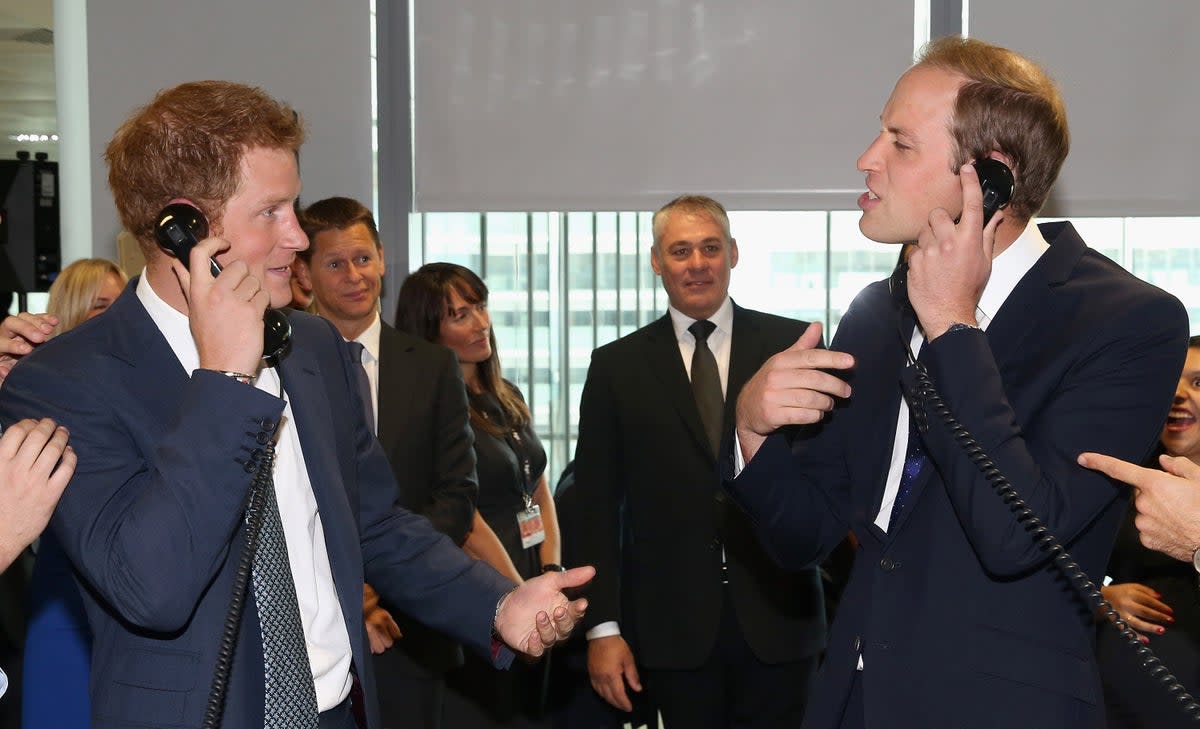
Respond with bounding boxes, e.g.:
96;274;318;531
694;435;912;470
414;210;1200;485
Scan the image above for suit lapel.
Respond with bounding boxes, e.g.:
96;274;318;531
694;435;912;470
106;278;192;411
726;304;761;431
983;223;1080;373
375;323;412;455
274;336;363;642
644;314;715;460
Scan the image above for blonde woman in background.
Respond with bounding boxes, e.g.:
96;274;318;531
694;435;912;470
23;256;126;729
46;258;128;334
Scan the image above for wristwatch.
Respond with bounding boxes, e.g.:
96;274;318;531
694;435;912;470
945;322;982;335
1191;546;1200;574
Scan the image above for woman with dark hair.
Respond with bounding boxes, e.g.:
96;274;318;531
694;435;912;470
1097;334;1200;729
397;262;560;728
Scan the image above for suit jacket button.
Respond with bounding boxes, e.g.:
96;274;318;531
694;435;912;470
879;557;898;571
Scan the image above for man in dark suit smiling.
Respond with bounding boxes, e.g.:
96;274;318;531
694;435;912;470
572;195;826;728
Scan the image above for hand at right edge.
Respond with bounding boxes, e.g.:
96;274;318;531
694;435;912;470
735;321;853;463
587;634;642;712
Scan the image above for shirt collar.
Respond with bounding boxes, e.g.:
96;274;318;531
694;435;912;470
350;312;382;364
667;296;734;342
976;220;1050;327
136;269;203;374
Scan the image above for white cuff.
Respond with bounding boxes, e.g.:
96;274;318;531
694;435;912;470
586;621;621;640
732;431;746;477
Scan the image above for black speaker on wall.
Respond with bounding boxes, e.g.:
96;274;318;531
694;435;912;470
0;154;62;293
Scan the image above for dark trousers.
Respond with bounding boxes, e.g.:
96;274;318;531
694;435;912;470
642;589;817;729
376;675;446;729
444;647;551;728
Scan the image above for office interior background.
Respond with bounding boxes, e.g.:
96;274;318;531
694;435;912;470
3;0;1199;480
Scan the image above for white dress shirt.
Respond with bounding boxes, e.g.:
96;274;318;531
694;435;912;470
872;223;1049;531
136;273;353;711
587;296;735;641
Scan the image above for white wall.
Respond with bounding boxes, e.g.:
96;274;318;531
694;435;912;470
57;0;373;262
972;2;1200;217
410;0;914;212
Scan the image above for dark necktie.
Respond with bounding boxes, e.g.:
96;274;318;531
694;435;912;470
689;319;724;456
886;413;927;532
348;341;376;435
250;443;320;728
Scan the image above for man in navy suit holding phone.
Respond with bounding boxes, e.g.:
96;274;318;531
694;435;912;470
728;37;1189;728
0;80;593;729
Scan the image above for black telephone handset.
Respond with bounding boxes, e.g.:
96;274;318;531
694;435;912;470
974;157;1015;227
154;203;292;364
887;160;1200;718
889;157;1015;314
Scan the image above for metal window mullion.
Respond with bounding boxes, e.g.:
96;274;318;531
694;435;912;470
479;212;488;279
824;212;833;334
591;213;599;351
557;213;572;472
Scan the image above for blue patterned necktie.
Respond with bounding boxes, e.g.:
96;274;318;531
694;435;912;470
250;443;319;728
887;412;927;532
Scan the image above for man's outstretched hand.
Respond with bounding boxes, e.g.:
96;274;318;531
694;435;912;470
494;565;594;658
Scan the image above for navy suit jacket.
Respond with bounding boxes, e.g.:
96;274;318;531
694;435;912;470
0;279;514;729
573;303;827;669
728;223;1189;729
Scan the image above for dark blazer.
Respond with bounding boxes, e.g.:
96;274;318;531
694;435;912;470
372;321;477;677
728;222;1190;729
572;302;827;669
0;279;514;729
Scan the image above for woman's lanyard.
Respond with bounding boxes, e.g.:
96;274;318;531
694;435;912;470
504;427;544;549
506;429;535;510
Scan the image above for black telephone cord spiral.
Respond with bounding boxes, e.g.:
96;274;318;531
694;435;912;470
909;361;1200;721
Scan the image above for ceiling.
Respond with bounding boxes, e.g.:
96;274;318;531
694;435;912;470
0;0;56;163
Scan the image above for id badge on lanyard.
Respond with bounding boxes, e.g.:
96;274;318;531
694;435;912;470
510;429;545;548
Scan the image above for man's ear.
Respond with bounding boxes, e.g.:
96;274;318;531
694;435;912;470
650;243;663;275
293;258;312;289
985;150;1017;181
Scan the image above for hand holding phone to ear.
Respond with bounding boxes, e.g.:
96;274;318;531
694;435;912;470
172;235;271;376
907;161;1008;341
155;204;291;376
